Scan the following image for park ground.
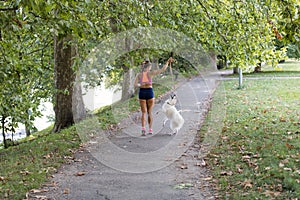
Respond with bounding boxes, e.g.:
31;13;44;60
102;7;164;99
0;59;299;199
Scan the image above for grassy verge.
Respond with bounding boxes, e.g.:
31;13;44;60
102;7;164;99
0;127;81;199
204;77;300;199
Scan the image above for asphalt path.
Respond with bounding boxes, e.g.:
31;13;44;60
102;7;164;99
28;75;219;200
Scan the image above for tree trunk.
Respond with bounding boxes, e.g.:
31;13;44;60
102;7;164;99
1;116;7;148
121;67;135;100
72;76;86;123
52;35;77;133
121;38;135;101
209;51;217;70
233;67;239;74
254;63;262;73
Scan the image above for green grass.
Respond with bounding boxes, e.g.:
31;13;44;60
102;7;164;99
225;59;300;77
0;126;80;199
263;59;300;72
204;77;300;199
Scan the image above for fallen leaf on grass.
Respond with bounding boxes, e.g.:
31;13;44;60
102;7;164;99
264;190;281;197
220;171;233;176
283;167;292;171
241;179;253;189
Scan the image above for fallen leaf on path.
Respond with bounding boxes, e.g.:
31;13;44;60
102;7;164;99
174;183;194;189
63;188;70;194
75;171;86;176
201;177;213;181
196;159;206;167
181;164;188;169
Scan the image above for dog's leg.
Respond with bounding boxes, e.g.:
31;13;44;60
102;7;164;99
167;129;177;136
172;129;178;135
163;118;168;127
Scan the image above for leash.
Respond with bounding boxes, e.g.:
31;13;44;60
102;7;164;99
169;52;176;94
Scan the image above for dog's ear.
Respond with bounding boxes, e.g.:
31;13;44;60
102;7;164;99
171;93;176;99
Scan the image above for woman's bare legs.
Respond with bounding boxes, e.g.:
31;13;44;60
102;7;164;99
139;99;147;129
146;98;155;131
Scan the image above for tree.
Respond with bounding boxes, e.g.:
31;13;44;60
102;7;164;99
17;0;108;132
0;2;53;146
1;0;298;140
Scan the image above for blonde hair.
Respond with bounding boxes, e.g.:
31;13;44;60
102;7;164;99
142;60;151;70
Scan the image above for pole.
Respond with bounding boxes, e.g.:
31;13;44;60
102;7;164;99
238;68;243;89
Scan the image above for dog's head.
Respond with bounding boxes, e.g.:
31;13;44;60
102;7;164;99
165;93;177;106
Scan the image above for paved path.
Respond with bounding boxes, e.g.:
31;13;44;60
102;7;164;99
28;75;220;200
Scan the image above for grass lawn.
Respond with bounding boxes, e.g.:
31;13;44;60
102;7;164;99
224;59;300;77
0;127;81;199
204;69;300;198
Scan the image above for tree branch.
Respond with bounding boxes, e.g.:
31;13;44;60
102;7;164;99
26;40;52;55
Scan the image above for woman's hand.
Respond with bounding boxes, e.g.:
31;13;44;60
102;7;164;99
167;57;174;64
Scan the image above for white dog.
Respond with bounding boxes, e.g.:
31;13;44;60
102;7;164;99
162;94;184;135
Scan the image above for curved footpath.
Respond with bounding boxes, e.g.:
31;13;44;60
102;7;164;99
28;75;221;200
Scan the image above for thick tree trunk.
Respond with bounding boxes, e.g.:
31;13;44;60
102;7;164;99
52;35;79;133
121;67;135;100
121;38;135;101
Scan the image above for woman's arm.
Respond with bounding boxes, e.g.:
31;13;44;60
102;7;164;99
150;57;173;76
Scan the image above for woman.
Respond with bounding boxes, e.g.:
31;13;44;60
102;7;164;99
134;57;174;136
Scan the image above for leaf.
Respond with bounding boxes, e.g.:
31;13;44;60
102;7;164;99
264;190;281;197
220;171;233;176
285;142;294;149
75;171;86;176
201;177;213;181
240;179;253;189
180;164;188;169
63;188;70;194
174;183;194;189
196;159;206;167
30;189;49;193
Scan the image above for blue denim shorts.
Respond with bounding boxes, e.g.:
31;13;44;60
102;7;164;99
139;88;154;100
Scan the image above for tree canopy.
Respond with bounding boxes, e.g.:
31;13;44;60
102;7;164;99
0;0;299;141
